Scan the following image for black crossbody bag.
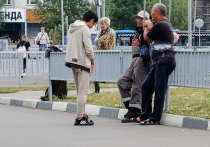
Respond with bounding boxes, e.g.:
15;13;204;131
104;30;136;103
37;33;45;45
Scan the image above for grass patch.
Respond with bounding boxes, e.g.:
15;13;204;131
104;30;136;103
89;83;118;89
53;87;210;119
0;84;117;94
165;87;210;119
52;92;124;109
0;86;48;94
0;85;77;94
53;95;77;103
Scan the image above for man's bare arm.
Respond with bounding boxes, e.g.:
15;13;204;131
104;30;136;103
173;32;179;44
90;59;94;74
144;20;153;41
144;28;150;41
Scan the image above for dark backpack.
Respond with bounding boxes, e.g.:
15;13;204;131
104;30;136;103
45;45;63;58
41;80;68;101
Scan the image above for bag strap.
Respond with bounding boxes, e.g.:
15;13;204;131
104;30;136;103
23;41;27;46
39;33;45;40
19;41;27;47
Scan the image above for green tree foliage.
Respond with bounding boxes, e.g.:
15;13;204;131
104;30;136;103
106;0;191;31
145;0;190;30
33;0;96;44
105;0;144;30
0;1;5;29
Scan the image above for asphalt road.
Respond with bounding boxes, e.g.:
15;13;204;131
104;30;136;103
0;105;210;147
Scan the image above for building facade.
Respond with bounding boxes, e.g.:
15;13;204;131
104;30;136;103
1;0;43;44
1;0;99;44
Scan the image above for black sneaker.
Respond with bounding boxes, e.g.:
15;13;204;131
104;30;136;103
124;108;141;119
85;115;93;123
124;111;131;119
74;116;94;126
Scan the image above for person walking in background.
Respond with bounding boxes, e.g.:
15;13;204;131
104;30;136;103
17;35;31;75
65;10;98;126
94;17;116;93
35;27;50;51
117;11;151;123
137;3;179;125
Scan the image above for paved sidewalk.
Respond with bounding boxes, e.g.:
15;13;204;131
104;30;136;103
0;88;119;100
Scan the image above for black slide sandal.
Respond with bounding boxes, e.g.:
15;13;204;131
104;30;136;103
140;119;160;125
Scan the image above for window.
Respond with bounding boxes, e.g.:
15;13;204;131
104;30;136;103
27;0;38;4
2;0;10;5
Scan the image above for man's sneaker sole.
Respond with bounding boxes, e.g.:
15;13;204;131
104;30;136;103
74;116;94;126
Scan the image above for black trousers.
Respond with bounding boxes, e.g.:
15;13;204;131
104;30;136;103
140;63;175;121
23;58;26;71
94;81;100;92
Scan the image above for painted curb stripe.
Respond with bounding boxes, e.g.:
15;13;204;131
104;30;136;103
36;101;53;110
99;107;120;119
66;103;77;113
160;114;184;128
52;102;68;112
23;99;39;108
207;121;210;131
182;117;209;130
10;99;23;107
0;97;11;105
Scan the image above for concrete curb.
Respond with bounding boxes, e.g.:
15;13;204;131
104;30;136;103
0;97;209;131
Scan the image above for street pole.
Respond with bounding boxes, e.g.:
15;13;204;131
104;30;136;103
102;0;105;18
159;0;161;3
61;0;64;46
199;26;200;46
143;0;146;28
169;0;172;22
193;0;197;32
188;0;192;49
97;0;101;31
65;16;68;36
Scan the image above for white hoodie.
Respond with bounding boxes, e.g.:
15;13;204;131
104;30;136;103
65;20;94;70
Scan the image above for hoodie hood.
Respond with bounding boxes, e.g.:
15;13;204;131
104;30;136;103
69;20;87;33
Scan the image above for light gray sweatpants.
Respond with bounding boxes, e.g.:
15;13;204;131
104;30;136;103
117;57;151;110
72;67;90;118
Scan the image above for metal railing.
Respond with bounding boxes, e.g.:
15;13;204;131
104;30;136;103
165;49;210;110
1;45;210;110
0;51;49;86
48;48;210;111
8;45;40;52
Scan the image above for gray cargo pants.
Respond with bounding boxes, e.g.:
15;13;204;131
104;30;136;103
117;57;151;109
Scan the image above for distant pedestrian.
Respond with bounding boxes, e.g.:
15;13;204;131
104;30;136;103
94;17;116;93
17;35;31;75
35;27;50;51
137;3;179;125
65;10;98;126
